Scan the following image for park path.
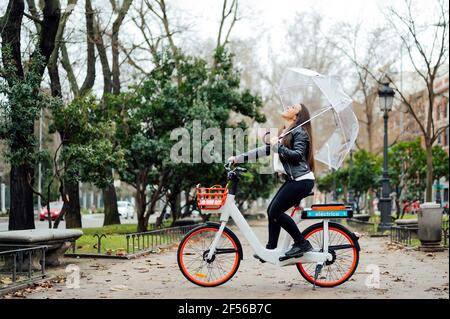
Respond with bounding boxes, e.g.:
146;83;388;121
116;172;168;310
4;220;449;299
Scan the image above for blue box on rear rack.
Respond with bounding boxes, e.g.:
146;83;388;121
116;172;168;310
301;204;353;219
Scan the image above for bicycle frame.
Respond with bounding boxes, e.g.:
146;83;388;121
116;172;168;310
205;193;332;267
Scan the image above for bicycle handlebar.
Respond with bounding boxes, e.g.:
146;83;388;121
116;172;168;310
224;162;247;173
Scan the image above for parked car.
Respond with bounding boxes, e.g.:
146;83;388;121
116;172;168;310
39;201;64;221
117;201;134;219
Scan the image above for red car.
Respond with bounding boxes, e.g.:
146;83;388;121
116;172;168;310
39;201;64;221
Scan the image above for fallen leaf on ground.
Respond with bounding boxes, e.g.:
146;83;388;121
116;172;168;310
133;267;147;271
110;285;132;291
0;277;13;285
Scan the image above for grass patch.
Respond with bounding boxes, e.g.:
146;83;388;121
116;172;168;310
79;219;173;236
368;215;380;223
398;214;419;220
73;233;173;255
80;224;140;235
74;235;128;255
72;219;176;255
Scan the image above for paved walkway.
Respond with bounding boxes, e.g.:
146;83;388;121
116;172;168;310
4;220;449;299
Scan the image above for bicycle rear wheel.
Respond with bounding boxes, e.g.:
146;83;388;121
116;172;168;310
177;224;242;287
297;222;359;287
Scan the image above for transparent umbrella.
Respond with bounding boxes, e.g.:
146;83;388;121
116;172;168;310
277;68;359;170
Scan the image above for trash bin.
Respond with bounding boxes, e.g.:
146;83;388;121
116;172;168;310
418;202;444;251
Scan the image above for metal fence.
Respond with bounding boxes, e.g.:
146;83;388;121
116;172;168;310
390;226;418;246
0;245;47;292
125;224;201;254
67;224;202;259
390;220;449;247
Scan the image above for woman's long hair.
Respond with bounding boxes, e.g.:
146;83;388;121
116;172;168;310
280;104;315;172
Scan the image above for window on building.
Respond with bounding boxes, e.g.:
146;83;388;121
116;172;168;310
446;127;450;147
445;98;449;119
437;101;441;120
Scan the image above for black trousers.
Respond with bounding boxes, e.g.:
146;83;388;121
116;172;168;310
266;179;315;249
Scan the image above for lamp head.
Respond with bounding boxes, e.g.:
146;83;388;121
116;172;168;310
378;82;395;112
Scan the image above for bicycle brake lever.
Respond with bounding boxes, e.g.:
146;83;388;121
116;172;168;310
224;162;233;171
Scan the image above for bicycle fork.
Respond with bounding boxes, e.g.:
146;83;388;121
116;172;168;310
313;220;330;290
206;221;227;261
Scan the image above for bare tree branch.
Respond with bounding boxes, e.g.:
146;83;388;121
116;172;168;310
79;0;96;96
48;0;78;97
23;11;43;25
383;0;449;201
111;0;133;94
217;0;238;49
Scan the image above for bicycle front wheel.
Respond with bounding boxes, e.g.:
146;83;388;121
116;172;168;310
297;222;359;287
177;225;242;287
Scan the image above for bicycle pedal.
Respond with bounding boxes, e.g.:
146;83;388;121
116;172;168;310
279;253;303;262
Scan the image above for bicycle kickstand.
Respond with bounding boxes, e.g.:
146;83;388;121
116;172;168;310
313;263;323;290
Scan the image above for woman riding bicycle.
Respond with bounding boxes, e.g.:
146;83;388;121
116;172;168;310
229;103;315;259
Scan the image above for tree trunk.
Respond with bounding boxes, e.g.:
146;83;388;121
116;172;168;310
2;0;60;231
63;180;81;228
8;164;35;230
425;142;433;202
366;114;373;153
155;201;169;228
102;182;120;226
137;214;148;233
136;188;147;233
169;192;181;226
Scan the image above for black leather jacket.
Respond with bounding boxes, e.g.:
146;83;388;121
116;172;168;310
234;126;312;180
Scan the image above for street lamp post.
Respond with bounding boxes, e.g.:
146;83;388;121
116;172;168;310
378;82;395;231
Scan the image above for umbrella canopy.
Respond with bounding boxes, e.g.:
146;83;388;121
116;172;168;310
277;68;359;170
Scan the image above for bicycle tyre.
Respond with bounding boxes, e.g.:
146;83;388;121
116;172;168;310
177;224;242;287
296;222;360;287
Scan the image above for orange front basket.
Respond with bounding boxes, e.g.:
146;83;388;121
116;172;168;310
196;184;228;211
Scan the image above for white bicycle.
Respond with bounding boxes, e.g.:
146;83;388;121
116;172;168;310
177;163;360;288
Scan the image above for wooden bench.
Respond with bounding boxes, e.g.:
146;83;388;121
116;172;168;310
0;229;83;269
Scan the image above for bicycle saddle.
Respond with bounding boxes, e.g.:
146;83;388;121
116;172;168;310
294;191;314;208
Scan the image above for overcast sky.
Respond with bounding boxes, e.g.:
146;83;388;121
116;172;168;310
174;0;392;39
164;0;446;72
0;0;447;94
0;0;445;70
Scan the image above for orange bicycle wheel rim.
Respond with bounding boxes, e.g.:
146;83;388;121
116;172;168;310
179;227;239;287
297;227;358;287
